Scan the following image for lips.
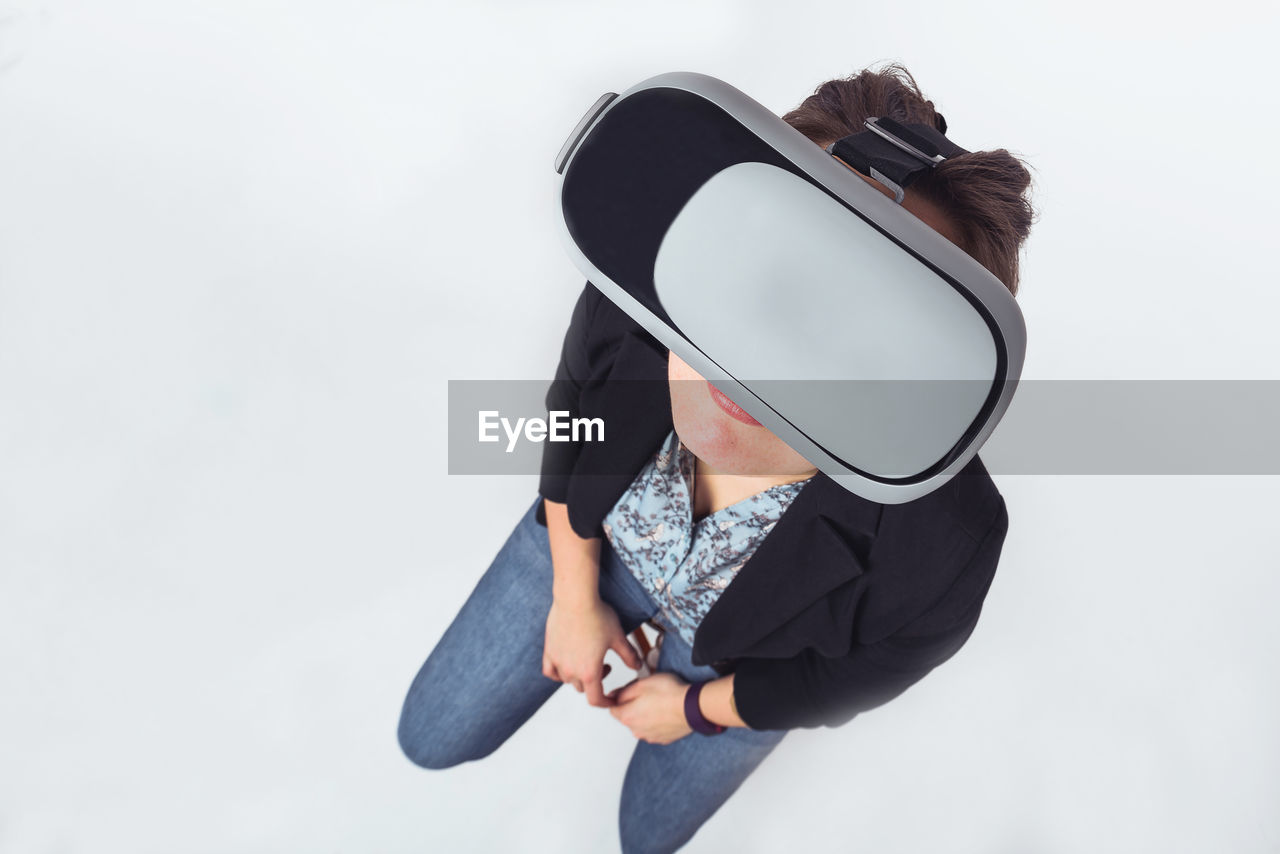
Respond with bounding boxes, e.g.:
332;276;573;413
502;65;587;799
706;382;762;426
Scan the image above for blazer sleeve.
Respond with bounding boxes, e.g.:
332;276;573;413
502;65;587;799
538;282;604;505
732;499;1010;731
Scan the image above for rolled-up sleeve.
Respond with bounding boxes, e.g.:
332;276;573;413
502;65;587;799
733;500;1009;731
538;282;603;505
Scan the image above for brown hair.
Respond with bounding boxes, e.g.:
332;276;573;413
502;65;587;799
783;62;1037;296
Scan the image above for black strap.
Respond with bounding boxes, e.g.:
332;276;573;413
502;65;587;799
828;116;968;200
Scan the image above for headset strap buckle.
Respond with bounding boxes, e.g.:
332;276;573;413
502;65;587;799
826;116;968;204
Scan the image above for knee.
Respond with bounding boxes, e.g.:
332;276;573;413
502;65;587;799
397;717;455;771
397;692;497;771
397;692;465;770
398;715;484;771
619;805;692;854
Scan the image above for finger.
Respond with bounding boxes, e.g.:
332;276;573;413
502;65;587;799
584;678;613;708
571;679;584;693
611;636;643;670
615;677;645;704
542;657;560;682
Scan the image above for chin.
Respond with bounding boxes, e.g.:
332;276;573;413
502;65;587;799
670;393;779;476
666;355;814;477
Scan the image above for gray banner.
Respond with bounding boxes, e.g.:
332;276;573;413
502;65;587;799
447;379;1280;475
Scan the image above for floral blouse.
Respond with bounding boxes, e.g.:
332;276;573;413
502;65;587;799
601;429;812;647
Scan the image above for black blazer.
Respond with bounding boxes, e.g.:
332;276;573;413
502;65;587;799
536;283;1010;731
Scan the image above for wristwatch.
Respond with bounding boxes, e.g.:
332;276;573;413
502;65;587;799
683;682;727;736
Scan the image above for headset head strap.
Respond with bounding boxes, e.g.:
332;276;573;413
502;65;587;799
826;116;968;203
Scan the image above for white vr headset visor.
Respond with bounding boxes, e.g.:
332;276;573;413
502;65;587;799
553;72;1026;504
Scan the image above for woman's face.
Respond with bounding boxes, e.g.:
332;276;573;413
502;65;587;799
667;146;962;478
667;351;818;477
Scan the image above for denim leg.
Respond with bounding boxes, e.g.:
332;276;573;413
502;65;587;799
397;497;657;769
396;497;562;768
617;631;787;854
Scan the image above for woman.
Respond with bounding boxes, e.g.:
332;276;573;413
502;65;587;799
398;62;1036;853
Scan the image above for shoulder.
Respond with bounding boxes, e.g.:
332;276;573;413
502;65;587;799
570;281;666;368
818;453;1005;555
878;452;1005;544
819;454;1008;644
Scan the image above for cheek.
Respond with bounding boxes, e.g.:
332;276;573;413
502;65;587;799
668;351;701;383
674;399;743;458
669;375;741;452
669;383;795;473
667;352;812;475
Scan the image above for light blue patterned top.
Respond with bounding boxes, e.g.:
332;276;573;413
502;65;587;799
601;429;812;647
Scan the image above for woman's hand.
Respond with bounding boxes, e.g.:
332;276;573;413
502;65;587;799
541;498;641;707
608;673;694;744
543;593;642;708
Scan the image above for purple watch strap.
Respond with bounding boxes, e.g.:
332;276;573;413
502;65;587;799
684;682;727;736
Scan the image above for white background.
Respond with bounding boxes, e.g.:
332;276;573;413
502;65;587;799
1;1;1278;852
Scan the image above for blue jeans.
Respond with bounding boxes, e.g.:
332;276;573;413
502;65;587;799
397;497;787;853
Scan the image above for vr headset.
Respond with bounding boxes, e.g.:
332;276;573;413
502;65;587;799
552;72;1025;504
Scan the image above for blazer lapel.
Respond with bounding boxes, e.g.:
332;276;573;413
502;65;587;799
693;474;884;664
